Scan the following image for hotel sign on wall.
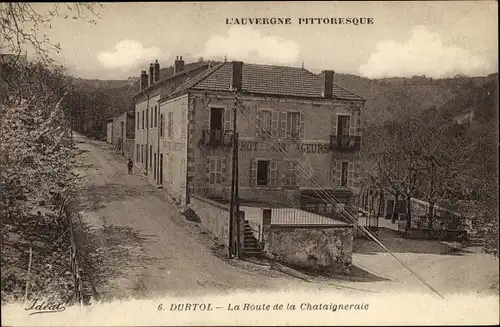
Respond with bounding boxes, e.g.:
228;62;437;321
239;140;331;154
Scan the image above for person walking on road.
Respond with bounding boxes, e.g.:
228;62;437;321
127;159;133;174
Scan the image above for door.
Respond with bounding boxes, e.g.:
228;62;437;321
159;154;163;185
154;153;157;180
120;121;124;153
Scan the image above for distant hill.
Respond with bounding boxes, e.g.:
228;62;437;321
70;77;135;90
333;73;497;126
68;68;498;128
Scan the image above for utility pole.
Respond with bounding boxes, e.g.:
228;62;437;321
229;90;239;258
235;131;240;258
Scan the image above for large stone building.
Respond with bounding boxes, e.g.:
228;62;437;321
133;56;216;182
135;59;365;210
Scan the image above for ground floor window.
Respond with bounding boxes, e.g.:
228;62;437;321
250;159;277;187
208;157;224;184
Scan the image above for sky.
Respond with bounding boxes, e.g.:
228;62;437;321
29;1;498;80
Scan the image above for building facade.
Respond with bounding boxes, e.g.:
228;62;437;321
154;61;365;210
133;57;214;184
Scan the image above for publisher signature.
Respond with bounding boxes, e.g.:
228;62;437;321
25;298;66;315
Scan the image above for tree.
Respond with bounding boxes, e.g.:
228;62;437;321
361;122;406;223
0;3;101;64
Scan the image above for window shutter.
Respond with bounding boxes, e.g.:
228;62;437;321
269;160;277;187
202;107;210;130
181;109;186;138
294;162;299;187
357;115;362;136
250;159;257;186
205;156;210;185
278;160;285;187
255;110;261;138
347;162;354;187
349;114;356;136
334;161;342;186
224;108;232;132
299;112;305;139
331;114;338;135
354;161;361;187
215;159;222;184
271;111;278;137
221;157;226;183
280;112;287;138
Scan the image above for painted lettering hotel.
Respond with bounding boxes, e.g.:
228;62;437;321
132;56;365;214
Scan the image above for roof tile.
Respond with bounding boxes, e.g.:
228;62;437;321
164;62;364;101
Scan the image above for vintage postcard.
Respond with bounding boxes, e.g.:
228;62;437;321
1;1;498;326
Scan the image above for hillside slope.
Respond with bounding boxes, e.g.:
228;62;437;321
333;73;496;125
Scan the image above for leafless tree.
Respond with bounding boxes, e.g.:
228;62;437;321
0;3;101;64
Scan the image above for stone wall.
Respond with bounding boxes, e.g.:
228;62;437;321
264;225;353;274
190;195;230;246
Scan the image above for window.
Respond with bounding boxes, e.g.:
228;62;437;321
208;157;224;185
210;107;223;131
150;107;154;128
256;109;278;138
283;160;299;187
337;115;350;136
141;144;144;163
160;113;164;137
167;112;173;137
154;105;158;127
146;108;149;129
341;161;348;187
250;159;277;187
142;111;145;129
287;112;300;138
334;160;355;187
136;112;139;130
257;161;268;186
261;110;272;133
136;144;140;162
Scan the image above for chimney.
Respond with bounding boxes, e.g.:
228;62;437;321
149;63;154;86
323;70;335;99
154;59;160;82
231;61;243;91
140;70;148;91
174;56;185;74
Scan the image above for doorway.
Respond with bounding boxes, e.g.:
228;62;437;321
159;153;163;185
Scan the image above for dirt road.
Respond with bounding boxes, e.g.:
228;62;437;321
72;135;498;302
72;135;341;301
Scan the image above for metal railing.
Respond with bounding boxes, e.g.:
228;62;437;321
190;185;354;226
330;135;361;151
200;129;233;147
